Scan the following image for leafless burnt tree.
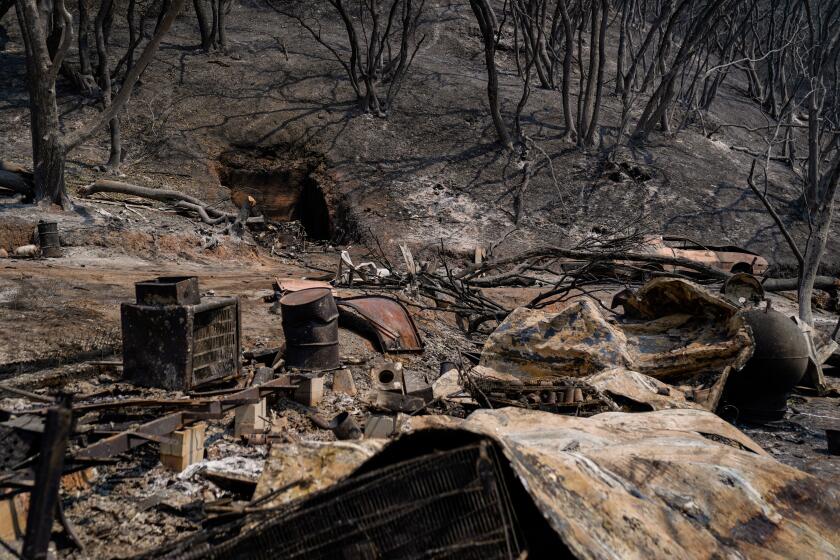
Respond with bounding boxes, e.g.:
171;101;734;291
629;0;734;141
788;0;839;326
735;0;840;328
503;0;608;147
272;0;426;117
11;0;185;206
469;0;513;149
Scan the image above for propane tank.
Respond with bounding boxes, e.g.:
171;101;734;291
722;307;809;423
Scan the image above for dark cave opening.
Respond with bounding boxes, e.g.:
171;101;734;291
217;147;333;241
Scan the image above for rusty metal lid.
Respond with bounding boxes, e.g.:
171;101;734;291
279;287;333;306
280;287;338;325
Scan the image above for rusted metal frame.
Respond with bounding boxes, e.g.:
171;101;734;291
72;398;203;413
74;377;296;460
24;397;203;416
75;411;186;460
29;379;297;416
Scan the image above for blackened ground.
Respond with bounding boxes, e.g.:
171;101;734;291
739;382;840;481
1;1;838;269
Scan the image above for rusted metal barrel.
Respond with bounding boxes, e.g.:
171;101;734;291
280;288;339;371
37;220;61;257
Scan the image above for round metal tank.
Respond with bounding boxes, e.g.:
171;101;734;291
723;308;809;423
280;288;340;371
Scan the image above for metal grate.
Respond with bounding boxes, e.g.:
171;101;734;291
153;442;524;560
192;304;238;384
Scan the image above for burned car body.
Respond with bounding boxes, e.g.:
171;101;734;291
645;235;769;275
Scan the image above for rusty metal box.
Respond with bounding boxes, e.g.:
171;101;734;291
121;287;241;390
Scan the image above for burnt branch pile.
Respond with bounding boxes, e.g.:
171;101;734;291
337;230;838;334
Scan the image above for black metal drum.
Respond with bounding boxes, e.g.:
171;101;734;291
280;288;340;371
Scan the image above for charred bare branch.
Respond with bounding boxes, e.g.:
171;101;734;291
271;0;426;117
78;179;240;225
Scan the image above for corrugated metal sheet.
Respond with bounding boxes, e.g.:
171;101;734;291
410;407;840;559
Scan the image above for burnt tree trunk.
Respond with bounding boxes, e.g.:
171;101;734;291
77;0;91;75
124;0;138;75
470;0;513;150
16;0;71;207
615;0;629;95
798;139;840;326
584;0;608;147
95;0;121;169
194;0;212;50
155;0;172;33
577;0;601;147
216;0;227;50
557;0;576;140
209;0;218;46
94;0;114;80
805;84;822;210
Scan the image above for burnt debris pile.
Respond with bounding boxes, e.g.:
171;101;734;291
0;239;839;560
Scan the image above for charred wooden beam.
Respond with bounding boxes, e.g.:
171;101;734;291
22;394;73;560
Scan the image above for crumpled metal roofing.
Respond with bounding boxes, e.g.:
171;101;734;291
478;278;754;410
409;407;840;559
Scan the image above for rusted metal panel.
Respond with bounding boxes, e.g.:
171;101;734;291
337;295;423;352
